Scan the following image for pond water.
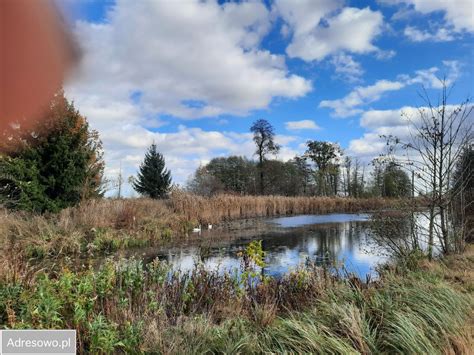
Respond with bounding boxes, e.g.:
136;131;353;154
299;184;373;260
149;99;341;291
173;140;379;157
147;213;387;278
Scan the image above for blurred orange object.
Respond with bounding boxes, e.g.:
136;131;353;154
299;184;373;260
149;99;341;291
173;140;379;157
0;0;79;133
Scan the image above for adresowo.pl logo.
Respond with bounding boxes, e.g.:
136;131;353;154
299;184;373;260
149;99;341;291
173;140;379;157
0;330;76;354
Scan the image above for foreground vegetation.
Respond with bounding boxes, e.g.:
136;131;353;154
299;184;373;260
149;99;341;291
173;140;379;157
1;240;472;354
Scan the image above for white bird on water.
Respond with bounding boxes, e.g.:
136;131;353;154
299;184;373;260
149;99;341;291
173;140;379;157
192;224;212;233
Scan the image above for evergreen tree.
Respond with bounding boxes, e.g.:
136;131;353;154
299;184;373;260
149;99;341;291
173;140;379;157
132;144;171;198
0;91;105;212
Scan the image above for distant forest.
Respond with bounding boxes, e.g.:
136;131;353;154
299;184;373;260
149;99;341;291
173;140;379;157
187;119;412;198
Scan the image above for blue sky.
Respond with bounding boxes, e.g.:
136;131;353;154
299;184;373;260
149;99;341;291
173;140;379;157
59;0;473;195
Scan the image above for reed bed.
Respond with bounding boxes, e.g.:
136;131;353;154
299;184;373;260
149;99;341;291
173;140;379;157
29;193;402;232
2;194;400;235
56;192;404;230
167;191;402;224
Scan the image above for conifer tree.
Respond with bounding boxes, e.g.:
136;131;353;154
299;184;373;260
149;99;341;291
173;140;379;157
132;144;171;198
0;91;105;212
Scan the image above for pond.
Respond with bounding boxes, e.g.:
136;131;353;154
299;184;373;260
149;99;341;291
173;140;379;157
140;213;388;279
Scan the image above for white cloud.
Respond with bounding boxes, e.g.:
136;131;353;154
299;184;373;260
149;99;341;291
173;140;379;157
442;60;462;83
81;119;304;196
274;0;342;37
349;102;473;159
348;133;387;157
331;53;364;83
375;49;397;60
387;0;474;32
68;0;311;120
285;120;321;130
348;120;415;158
319;61;461;117
360;107;413;128
381;0;474;42
275;134;298;145
320;80;405;117
406;62;460;88
275;1;384;61
404;26;455;42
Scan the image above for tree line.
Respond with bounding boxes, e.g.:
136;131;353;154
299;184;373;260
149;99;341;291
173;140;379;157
187;119;413;199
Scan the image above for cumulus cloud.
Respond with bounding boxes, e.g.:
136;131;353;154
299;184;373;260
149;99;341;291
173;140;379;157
360;107;414;128
405;61;461;88
349;103;473;160
381;0;474;42
274;0;342;37
348;133;387;158
69;106;304;195
319;61;461;117
285;120;321;131
349;119;416;159
388;0;474;32
68;0;311;120
275;1;384;61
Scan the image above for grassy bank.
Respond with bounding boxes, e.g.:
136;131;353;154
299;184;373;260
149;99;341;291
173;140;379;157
1;243;472;354
0;193;406;277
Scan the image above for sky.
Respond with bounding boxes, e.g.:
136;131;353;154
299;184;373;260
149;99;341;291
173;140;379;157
58;0;474;196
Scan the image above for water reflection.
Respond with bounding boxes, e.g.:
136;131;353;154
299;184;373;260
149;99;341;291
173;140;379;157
152;214;386;278
269;213;370;227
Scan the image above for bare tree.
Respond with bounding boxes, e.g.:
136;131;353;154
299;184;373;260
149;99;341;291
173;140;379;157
382;81;472;256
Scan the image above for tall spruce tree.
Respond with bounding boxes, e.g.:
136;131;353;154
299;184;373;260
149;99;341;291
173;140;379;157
132;144;171;198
